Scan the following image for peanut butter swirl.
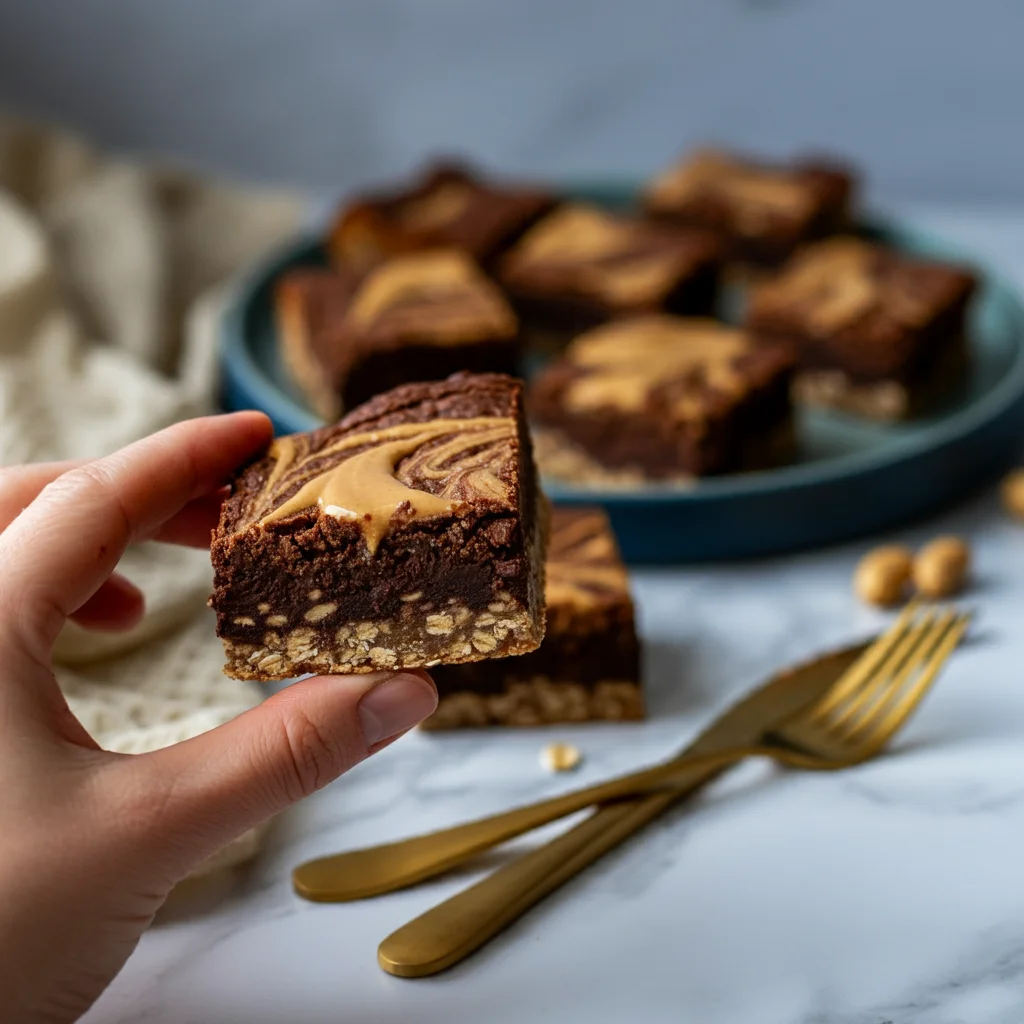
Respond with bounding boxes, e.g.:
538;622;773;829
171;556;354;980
545;511;630;609
562;316;754;421
347;250;516;342
256;417;516;553
750;237;941;334
647;149;815;230
505;205;706;305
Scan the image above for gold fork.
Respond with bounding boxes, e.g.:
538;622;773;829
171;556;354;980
295;602;967;904
376;603;969;977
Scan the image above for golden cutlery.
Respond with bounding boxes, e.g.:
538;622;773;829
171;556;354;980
377;604;968;977
295;603;959;903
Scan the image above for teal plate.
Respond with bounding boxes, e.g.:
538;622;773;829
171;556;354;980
220;184;1024;563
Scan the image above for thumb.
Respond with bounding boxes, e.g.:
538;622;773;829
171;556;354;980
128;670;437;873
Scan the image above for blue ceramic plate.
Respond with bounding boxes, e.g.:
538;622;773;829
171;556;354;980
220;184;1024;563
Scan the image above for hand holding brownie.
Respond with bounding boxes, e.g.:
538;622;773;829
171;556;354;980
0;412;437;1023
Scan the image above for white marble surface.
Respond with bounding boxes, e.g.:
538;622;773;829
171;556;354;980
84;211;1024;1024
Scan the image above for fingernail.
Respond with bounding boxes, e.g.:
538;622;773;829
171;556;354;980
358;673;438;746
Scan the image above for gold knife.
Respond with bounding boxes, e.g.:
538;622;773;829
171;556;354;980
378;640;868;977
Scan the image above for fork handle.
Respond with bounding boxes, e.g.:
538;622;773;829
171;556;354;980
378;785;686;976
293;743;804;902
378;796;669;977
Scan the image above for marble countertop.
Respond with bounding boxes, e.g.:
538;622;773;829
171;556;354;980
84;209;1024;1024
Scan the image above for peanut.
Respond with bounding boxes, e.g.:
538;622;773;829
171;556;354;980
913;536;970;598
540;742;582;773
1001;468;1024;520
853;545;914;607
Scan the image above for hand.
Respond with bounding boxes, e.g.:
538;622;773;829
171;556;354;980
0;413;438;1023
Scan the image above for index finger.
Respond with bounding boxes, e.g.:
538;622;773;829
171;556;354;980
0;461;233;547
0;412;272;661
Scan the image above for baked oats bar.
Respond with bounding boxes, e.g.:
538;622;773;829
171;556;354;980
210;373;547;680
328;160;556;273
275;250;519;420
498;203;722;354
425;507;641;728
746;237;977;420
529;315;796;480
643;147;855;266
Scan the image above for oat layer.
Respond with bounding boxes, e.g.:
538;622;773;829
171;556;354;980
422;678;644;729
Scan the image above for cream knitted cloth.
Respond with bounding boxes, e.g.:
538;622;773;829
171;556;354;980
0;116;304;873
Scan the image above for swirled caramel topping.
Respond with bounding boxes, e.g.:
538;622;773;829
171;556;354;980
256;417;516;553
562;316;754;421
545;509;630;610
749;237;942;335
347;250;516;342
503;205;712;305
646;149;815;231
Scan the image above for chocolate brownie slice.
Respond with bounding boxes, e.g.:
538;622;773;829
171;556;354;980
275;250;519;420
529;316;797;480
425;507;641;728
211;373;547;680
746;237;977;420
498;203;722;354
643;148;855;266
328;160;556;272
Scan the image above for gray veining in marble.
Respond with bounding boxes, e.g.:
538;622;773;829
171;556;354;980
82;209;1024;1023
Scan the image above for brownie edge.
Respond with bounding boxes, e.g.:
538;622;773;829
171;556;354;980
425;507;642;728
211;372;548;680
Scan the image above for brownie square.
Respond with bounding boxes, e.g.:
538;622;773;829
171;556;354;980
275;250;519;420
497;203;722;354
643;148;856;267
327;160;556;273
529;315;797;480
211;373;548;680
425;507;641;728
746;237;977;421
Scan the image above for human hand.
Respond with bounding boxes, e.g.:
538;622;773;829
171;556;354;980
0;413;438;1023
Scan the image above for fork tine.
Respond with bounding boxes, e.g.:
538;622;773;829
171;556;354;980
809;599;922;720
841;608;956;736
843;610;970;749
825;607;942;730
862;613;971;746
831;606;966;761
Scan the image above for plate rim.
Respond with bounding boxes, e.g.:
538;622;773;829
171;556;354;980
220;191;1024;507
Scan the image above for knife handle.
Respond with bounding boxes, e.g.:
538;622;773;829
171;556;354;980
377;772;705;977
295;744;790;902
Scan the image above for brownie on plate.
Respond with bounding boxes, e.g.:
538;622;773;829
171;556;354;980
746;237;977;420
498;203;722;354
211;373;548;680
425;507;641;728
643;148;856;267
328;161;556;272
529;315;797;481
275;250;519;420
